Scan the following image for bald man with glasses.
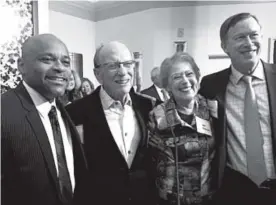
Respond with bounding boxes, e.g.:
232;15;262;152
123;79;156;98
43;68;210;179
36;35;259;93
66;41;158;205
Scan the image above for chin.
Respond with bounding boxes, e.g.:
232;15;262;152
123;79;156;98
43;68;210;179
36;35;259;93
51;88;66;97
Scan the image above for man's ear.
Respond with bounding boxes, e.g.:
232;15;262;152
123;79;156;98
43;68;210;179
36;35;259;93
221;41;228;54
93;68;103;85
17;57;24;74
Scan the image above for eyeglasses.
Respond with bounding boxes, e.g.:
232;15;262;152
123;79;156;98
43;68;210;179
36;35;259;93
96;60;136;71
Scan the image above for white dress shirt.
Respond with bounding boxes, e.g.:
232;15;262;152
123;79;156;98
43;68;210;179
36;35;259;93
154;85;169;101
99;87;141;168
23;81;75;191
225;62;275;179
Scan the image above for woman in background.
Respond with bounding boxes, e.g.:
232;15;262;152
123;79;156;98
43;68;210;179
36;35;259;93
148;52;216;205
81;77;94;96
59;69;83;105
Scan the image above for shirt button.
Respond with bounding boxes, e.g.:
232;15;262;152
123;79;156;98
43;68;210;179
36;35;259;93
128;150;131;154
128;197;132;201
125;133;127;136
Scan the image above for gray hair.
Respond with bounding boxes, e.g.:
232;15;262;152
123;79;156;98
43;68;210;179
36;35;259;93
93;44;104;69
150;66;160;81
160;52;200;89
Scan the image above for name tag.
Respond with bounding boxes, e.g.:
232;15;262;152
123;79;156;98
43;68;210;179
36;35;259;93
207;99;218;118
195;116;213;136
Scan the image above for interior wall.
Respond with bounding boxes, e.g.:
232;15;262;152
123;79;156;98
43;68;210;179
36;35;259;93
49;10;97;86
96;2;276;89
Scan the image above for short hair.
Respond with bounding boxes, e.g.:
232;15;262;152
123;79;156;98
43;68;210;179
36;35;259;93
220;12;261;44
81;77;94;90
93;44;104;68
150;67;160;82
160;52;200;89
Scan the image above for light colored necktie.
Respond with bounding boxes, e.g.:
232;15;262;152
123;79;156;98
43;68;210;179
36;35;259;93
161;89;169;101
243;75;267;185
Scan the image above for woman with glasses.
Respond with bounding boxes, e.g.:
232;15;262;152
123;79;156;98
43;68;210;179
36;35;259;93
148;52;216;205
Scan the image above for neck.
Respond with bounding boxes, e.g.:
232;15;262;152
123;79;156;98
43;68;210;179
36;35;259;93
154;84;161;89
105;89;128;104
232;60;259;75
175;98;195;115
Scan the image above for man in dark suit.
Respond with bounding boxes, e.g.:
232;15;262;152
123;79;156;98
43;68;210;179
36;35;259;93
141;66;169;102
1;34;88;205
66;41;157;205
200;13;276;205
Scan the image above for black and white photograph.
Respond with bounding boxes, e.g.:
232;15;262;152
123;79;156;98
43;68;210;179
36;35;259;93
1;1;276;205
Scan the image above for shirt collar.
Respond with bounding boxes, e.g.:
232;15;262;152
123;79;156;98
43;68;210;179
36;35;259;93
99;86;132;110
230;61;265;84
154;84;162;92
23;81;56;116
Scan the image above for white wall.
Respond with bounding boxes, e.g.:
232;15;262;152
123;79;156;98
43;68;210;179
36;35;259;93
96;2;276;89
49;11;97;86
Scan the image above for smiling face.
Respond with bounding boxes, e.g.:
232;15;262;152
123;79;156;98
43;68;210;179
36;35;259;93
167;61;199;104
67;73;75;91
94;42;134;101
81;80;92;96
19;34;71;101
222;17;262;74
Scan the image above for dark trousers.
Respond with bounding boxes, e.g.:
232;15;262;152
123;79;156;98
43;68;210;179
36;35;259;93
213;167;276;205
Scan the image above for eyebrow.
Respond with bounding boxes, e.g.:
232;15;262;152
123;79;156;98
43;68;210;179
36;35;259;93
38;53;70;59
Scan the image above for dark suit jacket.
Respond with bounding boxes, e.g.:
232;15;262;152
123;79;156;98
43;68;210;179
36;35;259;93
1;83;88;205
141;84;162;101
66;86;158;205
199;61;276;203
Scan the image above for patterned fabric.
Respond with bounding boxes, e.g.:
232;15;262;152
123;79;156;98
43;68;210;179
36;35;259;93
226;63;275;178
148;94;215;205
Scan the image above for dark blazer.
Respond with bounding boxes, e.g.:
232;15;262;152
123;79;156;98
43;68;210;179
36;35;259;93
141;84;162;101
1;83;88;205
199;61;276;204
66;86;158;205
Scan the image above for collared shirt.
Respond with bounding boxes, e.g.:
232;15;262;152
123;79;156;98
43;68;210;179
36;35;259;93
225;62;275;179
154;85;169;101
99;86;141;168
23;81;75;191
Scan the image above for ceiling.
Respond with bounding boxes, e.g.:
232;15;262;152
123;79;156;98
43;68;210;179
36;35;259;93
49;1;275;22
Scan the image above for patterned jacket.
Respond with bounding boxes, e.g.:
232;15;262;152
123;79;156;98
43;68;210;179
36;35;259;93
148;94;215;205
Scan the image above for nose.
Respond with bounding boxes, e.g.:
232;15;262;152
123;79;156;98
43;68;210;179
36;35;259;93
116;64;128;75
52;60;68;72
244;35;254;46
180;74;189;83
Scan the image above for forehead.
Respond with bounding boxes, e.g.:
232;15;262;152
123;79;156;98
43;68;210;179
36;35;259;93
83;81;90;85
227;17;261;37
169;61;193;75
25;38;69;59
100;44;132;63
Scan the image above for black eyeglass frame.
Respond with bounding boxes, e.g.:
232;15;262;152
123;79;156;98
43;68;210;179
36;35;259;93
95;60;136;69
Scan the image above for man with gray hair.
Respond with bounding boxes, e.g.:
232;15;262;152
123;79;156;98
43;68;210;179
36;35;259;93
66;41;157;205
141;66;169;102
200;13;276;205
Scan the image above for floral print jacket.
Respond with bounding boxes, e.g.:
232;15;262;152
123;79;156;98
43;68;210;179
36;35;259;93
148;94;215;205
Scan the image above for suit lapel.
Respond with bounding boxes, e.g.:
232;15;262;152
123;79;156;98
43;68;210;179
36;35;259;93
57;100;88;170
130;91;148;169
93;88;129;168
212;68;231;187
263;62;276;167
15;84;59;190
153;85;162;101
